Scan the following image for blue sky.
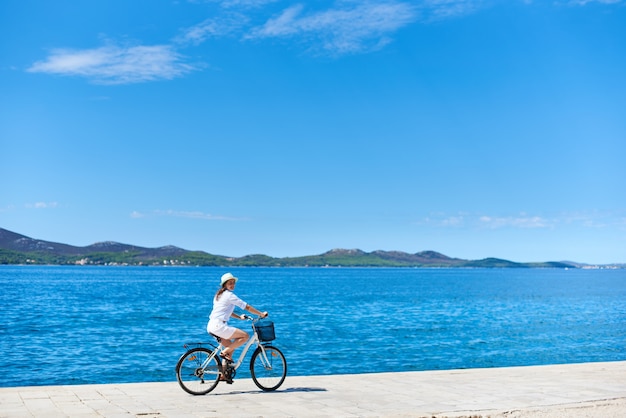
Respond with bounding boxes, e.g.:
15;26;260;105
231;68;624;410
1;0;625;264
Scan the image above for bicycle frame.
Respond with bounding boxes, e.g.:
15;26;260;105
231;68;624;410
202;325;273;372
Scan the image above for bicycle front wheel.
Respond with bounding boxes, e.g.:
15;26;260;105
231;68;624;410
250;345;287;391
175;347;221;395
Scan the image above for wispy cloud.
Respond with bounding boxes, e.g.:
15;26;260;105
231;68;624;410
418;0;484;21
28;44;195;85
478;214;551;229
27;0;623;84
191;0;278;8
417;210;625;230
131;209;248;221
568;0;623;5
247;2;417;55
175;14;249;45
25;202;59;209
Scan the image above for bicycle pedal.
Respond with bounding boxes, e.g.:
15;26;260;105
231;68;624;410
220;376;233;384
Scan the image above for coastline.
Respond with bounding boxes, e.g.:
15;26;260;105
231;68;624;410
1;361;625;417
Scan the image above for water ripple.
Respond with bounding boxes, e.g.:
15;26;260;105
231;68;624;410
1;266;625;387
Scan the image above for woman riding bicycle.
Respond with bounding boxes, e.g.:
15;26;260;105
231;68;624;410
207;272;268;362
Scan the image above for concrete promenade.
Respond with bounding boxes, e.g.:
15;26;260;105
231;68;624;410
1;361;625;417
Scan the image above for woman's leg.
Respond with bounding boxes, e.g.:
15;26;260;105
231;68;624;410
221;329;249;358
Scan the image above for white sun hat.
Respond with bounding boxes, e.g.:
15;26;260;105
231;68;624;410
220;272;238;286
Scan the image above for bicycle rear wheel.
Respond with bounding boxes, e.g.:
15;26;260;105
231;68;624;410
175;347;221;395
250;345;287;391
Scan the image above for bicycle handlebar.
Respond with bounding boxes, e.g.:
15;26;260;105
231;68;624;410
241;314;268;321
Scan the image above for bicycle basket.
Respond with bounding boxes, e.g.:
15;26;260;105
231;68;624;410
255;320;276;342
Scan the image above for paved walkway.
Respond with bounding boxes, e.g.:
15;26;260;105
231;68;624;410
1;361;625;417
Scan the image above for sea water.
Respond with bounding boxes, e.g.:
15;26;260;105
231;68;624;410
0;266;624;387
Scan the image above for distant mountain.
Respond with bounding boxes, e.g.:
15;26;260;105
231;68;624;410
0;227;603;268
0;230;188;258
0;227;83;255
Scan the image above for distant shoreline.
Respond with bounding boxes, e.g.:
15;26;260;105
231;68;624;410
1;227;623;268
1;262;624;269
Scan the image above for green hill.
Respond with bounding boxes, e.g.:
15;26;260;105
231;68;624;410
0;227;586;268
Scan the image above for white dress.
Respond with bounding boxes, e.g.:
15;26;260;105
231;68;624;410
207;290;247;339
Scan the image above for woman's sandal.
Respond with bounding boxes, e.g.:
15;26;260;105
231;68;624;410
220;351;233;362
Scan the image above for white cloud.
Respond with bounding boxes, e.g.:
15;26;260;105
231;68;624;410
417;212;467;227
440;215;465;227
155;209;237;220
175;14;248;45
419;0;483;21
247;2;417;54
559;210;626;229
419;210;626;230
568;0;622;4
27;0;624;83
478;215;551;229
28;44;195;85
418;212;552;229
188;0;277;7
184;0;626;56
131;209;247;221
25;202;59;209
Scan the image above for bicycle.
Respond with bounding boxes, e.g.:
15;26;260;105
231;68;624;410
175;315;287;395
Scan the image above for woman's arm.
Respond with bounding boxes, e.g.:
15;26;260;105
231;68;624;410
245;304;268;318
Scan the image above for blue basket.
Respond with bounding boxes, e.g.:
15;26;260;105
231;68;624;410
255;320;276;342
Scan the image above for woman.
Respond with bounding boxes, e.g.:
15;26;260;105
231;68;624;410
207;272;268;362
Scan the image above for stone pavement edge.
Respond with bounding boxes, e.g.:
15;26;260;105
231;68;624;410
1;361;625;417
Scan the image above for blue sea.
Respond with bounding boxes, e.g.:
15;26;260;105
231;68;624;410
1;266;625;388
